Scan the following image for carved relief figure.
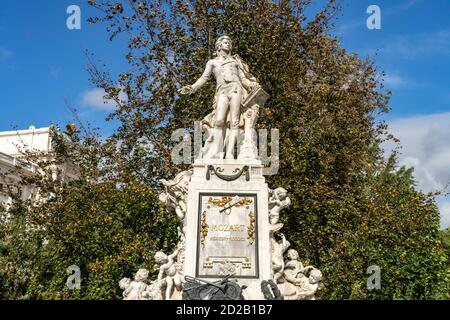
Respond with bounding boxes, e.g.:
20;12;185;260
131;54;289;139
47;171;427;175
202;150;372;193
217;259;241;276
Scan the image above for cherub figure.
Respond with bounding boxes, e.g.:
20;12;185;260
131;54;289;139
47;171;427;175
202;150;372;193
268;187;291;224
296;268;323;300
119;268;150;300
284;249;314;281
146;279;164;300
119;277;131;298
270;232;290;283
278;249;322;300
159;170;192;234
154;249;183;300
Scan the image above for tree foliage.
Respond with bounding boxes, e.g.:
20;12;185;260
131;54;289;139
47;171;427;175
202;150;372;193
1;0;448;299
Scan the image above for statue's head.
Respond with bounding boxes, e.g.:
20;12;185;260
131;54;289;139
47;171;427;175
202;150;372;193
134;268;149;282
287;249;299;260
275;187;288;200
215;35;232;53
154;251;168;264
119;277;131;289
309;268;323;284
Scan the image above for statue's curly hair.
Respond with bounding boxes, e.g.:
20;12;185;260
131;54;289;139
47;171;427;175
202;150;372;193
215;35;232;53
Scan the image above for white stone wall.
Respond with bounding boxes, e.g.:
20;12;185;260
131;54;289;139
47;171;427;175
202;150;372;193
0;126;51;209
0;126;52;156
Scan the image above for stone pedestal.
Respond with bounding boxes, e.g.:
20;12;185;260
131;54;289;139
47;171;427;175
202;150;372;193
184;159;270;299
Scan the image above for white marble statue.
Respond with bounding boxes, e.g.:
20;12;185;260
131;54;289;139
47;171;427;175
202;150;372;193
154;249;183;300
270;232;290;283
268;187;291;225
278;249;323;300
237;105;259;159
296;268;323;300
159;170;192;234
119;268;151;300
178;35;260;159
146;279;164;300
120;35;325;301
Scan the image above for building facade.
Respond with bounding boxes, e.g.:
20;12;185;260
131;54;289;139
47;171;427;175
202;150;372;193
0;126;53;208
0;126;81;210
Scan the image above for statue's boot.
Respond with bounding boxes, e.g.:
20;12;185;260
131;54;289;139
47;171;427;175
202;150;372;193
225;128;239;159
204;128;224;159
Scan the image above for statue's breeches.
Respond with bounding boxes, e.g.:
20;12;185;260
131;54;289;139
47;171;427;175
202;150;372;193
215;82;242;129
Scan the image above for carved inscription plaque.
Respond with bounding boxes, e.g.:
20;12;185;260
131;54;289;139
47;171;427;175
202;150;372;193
196;193;258;278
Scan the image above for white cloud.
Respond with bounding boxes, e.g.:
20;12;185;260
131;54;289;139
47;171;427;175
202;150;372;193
381;30;450;60
81;88;127;111
337;19;365;34
391;0;422;11
384;73;410;88
384;112;450;229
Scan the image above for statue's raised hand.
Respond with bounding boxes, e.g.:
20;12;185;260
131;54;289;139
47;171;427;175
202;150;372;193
178;85;194;95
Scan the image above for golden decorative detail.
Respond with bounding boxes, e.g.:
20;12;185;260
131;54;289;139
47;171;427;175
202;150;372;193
247;211;255;245
242;262;252;269
209;196;253;216
235;198;252;207
208;196;232;207
200;210;208;248
203;259;213;269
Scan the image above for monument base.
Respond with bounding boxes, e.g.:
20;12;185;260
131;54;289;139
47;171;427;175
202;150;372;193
184;158;270;300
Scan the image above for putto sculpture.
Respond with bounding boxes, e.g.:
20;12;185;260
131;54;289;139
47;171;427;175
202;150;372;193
268;187;291;225
159;169;192;234
119;269;151;300
278;249;323;300
154;249;184;300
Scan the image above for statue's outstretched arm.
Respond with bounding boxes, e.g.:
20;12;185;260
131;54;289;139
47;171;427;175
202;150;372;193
168;249;179;260
192;60;213;92
178;60;213;95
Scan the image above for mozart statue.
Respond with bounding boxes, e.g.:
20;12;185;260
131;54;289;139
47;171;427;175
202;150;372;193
178;35;263;159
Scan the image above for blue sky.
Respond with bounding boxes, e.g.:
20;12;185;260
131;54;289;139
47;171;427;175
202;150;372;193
1;0;450;227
